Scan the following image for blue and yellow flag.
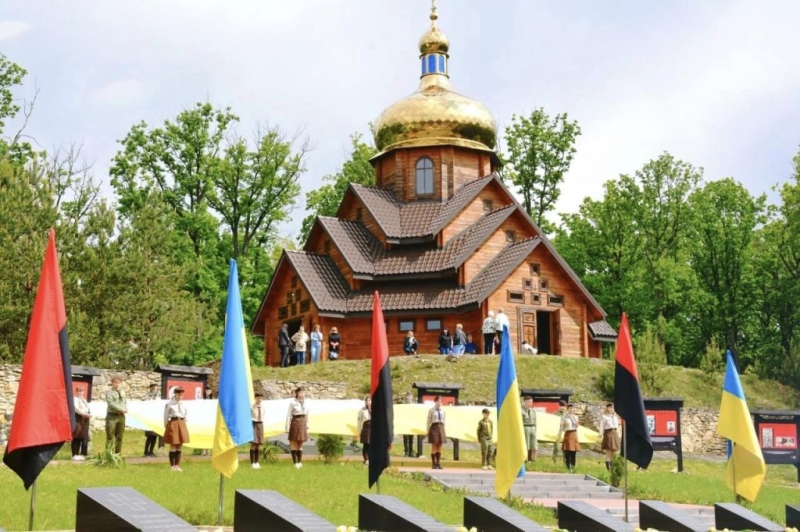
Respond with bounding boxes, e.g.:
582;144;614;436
717;351;765;502
495;325;526;498
212;259;255;478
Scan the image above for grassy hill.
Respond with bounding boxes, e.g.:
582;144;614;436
251;354;798;409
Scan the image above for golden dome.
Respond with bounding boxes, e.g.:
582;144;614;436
373;4;497;155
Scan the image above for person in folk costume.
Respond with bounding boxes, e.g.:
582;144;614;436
163;387;190;471
357;396;372;466
286;386;310;468
477;408;494;470
327;326;341;360
143;383;160;457
426;396;447;470
402;391;416;457
599;402;621;470
481;310;496;355
250;392;265;469
560;403;580;472
72;386;91;460
521;396;538;463
552;400;567;463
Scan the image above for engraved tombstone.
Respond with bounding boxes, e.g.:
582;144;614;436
76;487;195;532
234;490;335;532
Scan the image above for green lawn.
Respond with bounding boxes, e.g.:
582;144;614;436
250;354;797;409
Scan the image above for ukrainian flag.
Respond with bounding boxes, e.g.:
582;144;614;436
717;350;765;502
495;325;527;499
212;259;255;478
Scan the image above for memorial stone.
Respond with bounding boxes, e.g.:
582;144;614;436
463;496;547;532
714;502;783;532
234;490;335;532
75;487;195;532
639;500;707;532
557;500;636;532
359;494;452;532
787;504;800;528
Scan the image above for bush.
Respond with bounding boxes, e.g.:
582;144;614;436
261;444;281;463
634;324;668;395
596;363;615;399
315;434;345;464
699;337;724;384
90;441;125;468
608;455;625;488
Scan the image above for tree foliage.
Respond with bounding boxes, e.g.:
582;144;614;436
503;108;581;233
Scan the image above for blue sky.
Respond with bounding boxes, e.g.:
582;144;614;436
2;1;799;237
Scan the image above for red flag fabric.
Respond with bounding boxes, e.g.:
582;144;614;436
613;313;653;469
368;292;393;488
3;229;75;489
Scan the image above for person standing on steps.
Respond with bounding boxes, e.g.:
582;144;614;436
521;396;538;463
552;400;566;463
477;408;494;470
163;387;189;471
402;391;416;457
72;386;91;460
357;396;372;466
560;403;580;472
600;403;620;470
250;392;265;469
143;383;160;457
105;376;127;454
482;311;496;354
426;396;446;469
286;387;309;469
278;324;292;367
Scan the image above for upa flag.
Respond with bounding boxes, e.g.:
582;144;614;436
495;325;526;498
3;229;75;489
368;292;393;488
717;351;765;502
613;313;653;469
212;259;255;478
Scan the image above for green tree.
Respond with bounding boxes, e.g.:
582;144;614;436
503;108;581;233
688;178;765;367
299;132;377;242
0;52;35;166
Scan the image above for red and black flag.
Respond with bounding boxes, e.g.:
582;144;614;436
613;313;653;469
3;229;75;489
368;291;393;488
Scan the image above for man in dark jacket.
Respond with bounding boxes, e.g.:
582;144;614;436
278;324;292;367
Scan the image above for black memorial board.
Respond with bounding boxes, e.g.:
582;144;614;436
714;502;783;532
639;500;707;532
643;397;685;472
557;501;636;532
463;496;547;532
234;490;334;532
751;409;800;482
359;494;452;532
787;504;800;528
76;487;195;532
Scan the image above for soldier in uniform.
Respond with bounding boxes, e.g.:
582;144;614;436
476;408;494;470
105;376;127;454
521;396;537;463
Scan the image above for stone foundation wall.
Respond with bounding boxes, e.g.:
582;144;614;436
254;379;347;400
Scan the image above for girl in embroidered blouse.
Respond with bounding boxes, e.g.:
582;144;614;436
357;396;372;466
560;403;580;472
426;396;446;469
163;387;189;471
286;387;309;468
599;403;620;470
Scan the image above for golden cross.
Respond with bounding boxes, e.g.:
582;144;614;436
430;0;438;23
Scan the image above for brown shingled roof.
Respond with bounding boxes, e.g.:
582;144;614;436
284;252;350;313
588;320;618;342
464;237;542;303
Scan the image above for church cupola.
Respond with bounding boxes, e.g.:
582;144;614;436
418;3;449;77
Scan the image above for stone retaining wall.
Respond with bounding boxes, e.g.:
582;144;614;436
0;364;727;454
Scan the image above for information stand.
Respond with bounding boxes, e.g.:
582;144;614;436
156;364;213;400
643;397;684;472
751;409;800;483
519;388;573;413
413;382;463;460
71;365;102;401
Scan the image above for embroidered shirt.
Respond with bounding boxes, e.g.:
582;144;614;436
560;413;579;432
600;413;619;432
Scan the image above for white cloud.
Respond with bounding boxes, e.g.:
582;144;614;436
89;79;146;107
0;21;30;41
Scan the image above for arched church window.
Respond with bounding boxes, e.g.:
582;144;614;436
415;157;434;195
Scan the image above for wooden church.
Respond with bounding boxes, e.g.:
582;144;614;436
252;6;617;364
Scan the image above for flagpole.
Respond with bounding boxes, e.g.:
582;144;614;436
28;479;37;531
623;422;629;523
217;474;224;525
376;478;381;495
731;441;739;503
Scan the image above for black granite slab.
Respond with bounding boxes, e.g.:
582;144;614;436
639;500;708;532
787;504;800;528
463;496;547;532
358;494;452;532
557;500;636;532
75;487;195;532
714;502;783;532
234;490;335;532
